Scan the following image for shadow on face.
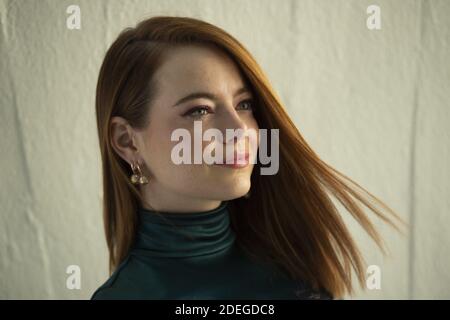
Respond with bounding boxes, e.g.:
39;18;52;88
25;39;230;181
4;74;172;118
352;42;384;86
136;44;260;209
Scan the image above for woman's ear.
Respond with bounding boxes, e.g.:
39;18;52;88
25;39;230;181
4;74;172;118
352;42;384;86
109;116;139;165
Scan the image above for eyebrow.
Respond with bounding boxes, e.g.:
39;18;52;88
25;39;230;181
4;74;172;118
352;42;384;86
172;86;252;107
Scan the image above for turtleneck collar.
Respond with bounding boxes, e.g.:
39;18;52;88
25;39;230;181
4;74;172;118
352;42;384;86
132;201;236;258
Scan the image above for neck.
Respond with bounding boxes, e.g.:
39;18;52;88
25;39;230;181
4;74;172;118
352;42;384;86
139;183;222;213
132;201;235;258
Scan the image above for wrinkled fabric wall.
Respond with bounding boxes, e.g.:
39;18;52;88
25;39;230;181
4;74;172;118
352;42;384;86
0;0;449;299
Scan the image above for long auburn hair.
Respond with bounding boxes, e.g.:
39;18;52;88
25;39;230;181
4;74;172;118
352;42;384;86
95;15;404;298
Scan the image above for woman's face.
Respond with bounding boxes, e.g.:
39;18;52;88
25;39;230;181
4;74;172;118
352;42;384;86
129;45;259;212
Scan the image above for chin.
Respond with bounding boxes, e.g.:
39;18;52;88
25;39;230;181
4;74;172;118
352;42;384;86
218;180;251;200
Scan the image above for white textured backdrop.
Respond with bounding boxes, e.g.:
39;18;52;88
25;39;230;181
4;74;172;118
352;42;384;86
0;0;449;299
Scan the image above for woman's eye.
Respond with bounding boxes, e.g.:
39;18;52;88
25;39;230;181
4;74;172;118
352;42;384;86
184;106;211;118
237;99;253;111
184;100;253;119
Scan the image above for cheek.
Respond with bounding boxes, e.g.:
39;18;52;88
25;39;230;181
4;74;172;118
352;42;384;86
245;117;260;150
143;121;206;179
143;122;175;172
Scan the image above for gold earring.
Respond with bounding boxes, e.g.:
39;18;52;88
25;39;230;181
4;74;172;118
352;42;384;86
130;161;149;185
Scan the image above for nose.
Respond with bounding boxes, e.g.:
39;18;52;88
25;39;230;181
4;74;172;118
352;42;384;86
219;108;249;145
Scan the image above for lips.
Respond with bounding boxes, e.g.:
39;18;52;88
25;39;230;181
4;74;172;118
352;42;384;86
215;152;250;168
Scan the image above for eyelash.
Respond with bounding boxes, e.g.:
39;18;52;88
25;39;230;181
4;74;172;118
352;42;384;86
184;99;254;118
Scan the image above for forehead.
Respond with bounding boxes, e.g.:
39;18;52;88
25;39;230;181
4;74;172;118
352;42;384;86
154;44;247;94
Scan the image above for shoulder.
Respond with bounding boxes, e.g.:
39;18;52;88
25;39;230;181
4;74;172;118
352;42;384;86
292;280;334;300
304;289;334;300
90;255;152;300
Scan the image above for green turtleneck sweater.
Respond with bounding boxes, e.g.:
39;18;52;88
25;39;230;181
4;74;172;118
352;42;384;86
91;201;332;300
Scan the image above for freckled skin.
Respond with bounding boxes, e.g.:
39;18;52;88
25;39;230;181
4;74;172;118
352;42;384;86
112;44;259;212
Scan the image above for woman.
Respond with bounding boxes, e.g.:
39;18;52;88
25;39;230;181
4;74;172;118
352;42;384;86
91;16;403;300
